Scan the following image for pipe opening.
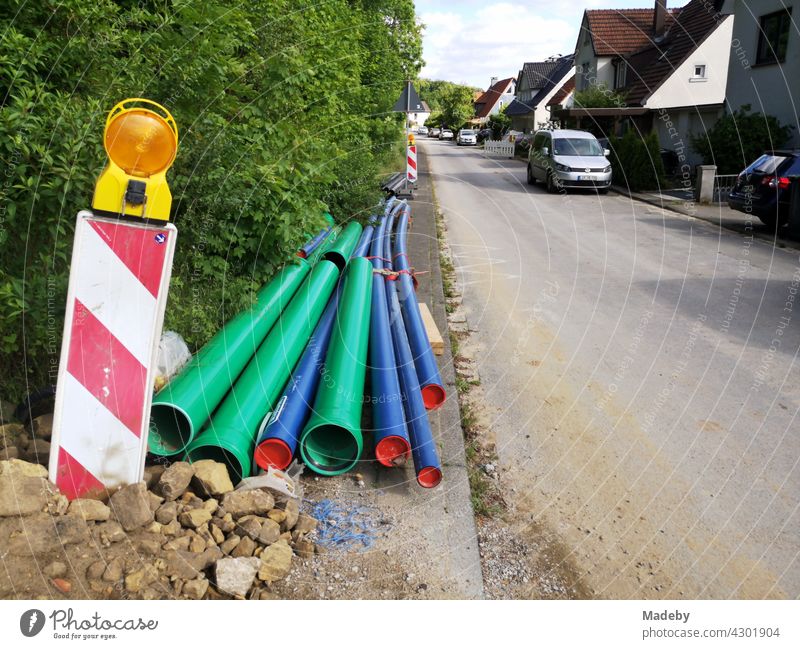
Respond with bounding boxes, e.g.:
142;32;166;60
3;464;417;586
322;250;347;272
421;383;446;410
149;404;193;455
302;424;359;473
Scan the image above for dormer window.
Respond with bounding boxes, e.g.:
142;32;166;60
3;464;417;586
690;63;707;82
614;60;627;89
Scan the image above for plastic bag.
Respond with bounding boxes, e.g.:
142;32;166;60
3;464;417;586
235;460;304;503
154;331;191;392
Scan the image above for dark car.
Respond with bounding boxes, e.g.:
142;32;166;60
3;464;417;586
728;151;800;227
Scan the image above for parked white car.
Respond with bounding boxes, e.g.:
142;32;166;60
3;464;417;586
417;125;429;136
439;129;454;140
527;129;612;193
457;129;477;146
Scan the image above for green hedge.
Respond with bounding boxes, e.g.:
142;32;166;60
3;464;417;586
608;131;665;192
0;0;421;400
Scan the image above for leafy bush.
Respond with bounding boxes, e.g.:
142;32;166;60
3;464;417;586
608;131;665;192
488;109;511;139
573;84;627;109
0;0;421;400
690;105;793;174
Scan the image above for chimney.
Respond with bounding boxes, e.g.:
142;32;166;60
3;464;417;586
653;0;667;37
490;76;498;88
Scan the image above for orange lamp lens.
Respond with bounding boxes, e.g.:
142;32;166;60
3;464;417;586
104;109;177;177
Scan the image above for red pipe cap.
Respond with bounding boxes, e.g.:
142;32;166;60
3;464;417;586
417;466;442;488
375;435;411;467
296;250;307;259
421;383;446;410
254;438;292;471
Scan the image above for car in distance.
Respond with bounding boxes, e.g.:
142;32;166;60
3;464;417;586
457;129;477;146
428;127;441;138
439;128;454;141
527;129;612;193
417;125;429;136
728;150;800;228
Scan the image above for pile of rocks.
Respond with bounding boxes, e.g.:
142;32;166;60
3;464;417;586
0;456;321;600
0;411;53;465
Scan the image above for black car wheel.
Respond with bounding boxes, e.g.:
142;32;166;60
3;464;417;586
527;165;535;185
546;172;558;194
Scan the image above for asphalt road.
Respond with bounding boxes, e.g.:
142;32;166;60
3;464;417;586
423;138;800;599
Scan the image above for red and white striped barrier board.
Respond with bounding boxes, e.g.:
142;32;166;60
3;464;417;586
407;145;417;183
49;210;176;499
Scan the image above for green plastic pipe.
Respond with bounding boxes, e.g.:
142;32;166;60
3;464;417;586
299;256;373;475
304;226;340;268
322;222;363;271
148;261;309;456
184;260;340;481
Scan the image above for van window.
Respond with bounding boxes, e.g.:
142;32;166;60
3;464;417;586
553;138;603;156
533;133;545;151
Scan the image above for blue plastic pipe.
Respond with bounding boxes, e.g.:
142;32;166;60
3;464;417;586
392;202;446;410
384;210;441;488
368;218;411;466
299;226;332;259
252;225;373;470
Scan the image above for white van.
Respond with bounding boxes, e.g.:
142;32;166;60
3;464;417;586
527;129;612;193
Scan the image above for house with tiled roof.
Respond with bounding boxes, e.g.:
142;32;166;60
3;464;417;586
505;55;575;133
565;0;734;164
473;77;516;124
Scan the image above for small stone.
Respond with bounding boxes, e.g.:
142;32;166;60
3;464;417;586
86;561;106;580
231;536;257;558
31;413;53;440
68;498;111;522
2;446;18;460
191;460;234;496
157;462;194;501
161;519;181;537
6;513;90;555
0;422;25;444
145;521;162;534
235;516;265;541
179;508;212;529
267;509;286;524
209;523;225;545
219;513;235;533
283;499;300;530
182;578;209;600
155;501;178;524
0;458;48;479
109;482;154;531
258;519;281;545
147;491;164;512
23;438;51;465
293;513;318;534
221;489;274;518
294;538;314;559
138;539;162;555
43;561;68;579
279;532;291;541
95;521;126;544
0;473;49;517
220;534;241;555
257;540;293;583
125;565;158;593
46;493;70;516
163;536;192;552
102;558;123;582
202;498;219;514
143;465;166;490
215;557;260;597
188;534;206;553
52;578;71;594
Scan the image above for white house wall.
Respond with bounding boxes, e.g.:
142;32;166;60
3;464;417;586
725;0;799;147
645;16;733;109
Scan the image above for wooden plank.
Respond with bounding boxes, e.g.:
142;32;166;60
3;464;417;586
418;302;444;355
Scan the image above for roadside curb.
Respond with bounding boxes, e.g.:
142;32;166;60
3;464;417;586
405;145;485;598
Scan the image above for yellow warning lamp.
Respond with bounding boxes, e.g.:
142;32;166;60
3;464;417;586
408;133;415;146
92;98;178;221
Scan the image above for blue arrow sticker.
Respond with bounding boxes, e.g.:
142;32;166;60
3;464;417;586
154;233;166;244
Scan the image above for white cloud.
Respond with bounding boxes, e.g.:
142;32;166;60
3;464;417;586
420;3;575;87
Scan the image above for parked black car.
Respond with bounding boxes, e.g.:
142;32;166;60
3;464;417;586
728;150;800;227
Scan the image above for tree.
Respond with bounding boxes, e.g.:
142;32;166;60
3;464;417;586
0;0;421;399
488;106;511;139
417;79;480;129
689;105;794;174
573;84;627;109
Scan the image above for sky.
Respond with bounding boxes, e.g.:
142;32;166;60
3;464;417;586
416;0;682;89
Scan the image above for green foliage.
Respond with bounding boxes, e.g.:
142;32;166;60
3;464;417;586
0;0;421;400
573;84;627;109
487;107;511;139
608;131;665;192
689;105;794;175
417;79;479;130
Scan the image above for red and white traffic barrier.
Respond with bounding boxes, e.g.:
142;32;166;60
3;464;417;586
407;144;417;183
49;211;176;499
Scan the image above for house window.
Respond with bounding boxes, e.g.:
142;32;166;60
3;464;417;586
614;60;627;89
693;64;706;78
756;8;792;64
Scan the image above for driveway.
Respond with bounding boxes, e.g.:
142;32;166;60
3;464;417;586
424;138;800;598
